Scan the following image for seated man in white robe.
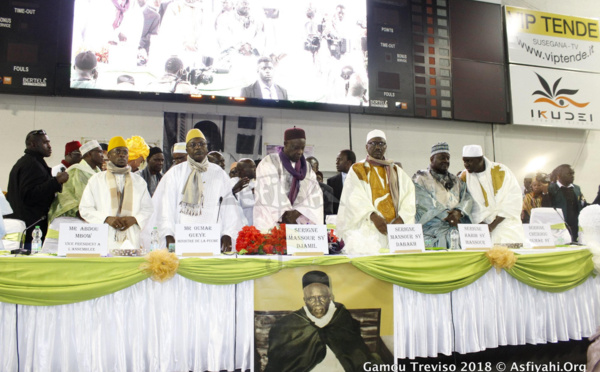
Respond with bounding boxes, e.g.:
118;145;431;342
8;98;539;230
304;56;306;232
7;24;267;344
254;127;323;231
413;142;473;248
230;158;257;226
152;129;242;252
80;136;154;252
337;130;415;254
461;144;524;244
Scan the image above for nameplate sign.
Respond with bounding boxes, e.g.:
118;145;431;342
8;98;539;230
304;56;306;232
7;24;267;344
286;224;328;256
523;224;555;249
58;223;108;257
388;224;425;253
175;224;220;256
458;224;492;250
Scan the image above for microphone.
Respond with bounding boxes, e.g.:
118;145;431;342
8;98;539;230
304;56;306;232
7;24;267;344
11;216;47;255
552;208;580;245
216;197;223;223
60;166;66;173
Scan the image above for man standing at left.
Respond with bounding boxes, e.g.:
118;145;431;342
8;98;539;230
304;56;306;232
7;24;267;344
6;130;69;244
79;136;154;251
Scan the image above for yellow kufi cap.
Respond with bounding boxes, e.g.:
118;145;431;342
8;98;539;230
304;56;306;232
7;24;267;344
186;129;206;143
108;136;127;152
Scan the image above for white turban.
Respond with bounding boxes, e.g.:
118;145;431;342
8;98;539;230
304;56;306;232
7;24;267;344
80;140;100;155
462;145;483;157
366;130;386;144
173;142;186;154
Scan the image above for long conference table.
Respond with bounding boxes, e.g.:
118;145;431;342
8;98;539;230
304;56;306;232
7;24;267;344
0;247;598;372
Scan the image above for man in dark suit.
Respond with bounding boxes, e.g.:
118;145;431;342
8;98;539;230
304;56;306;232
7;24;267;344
6;130;69;245
327;149;355;214
240;57;288;100
548;164;586;243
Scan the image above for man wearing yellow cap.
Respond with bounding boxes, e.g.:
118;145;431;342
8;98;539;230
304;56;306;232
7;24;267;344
152;129;243;252
79;136;154;251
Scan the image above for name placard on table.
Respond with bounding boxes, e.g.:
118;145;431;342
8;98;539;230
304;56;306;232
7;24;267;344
58;223;108;257
523;224;555;249
458;224;492;250
175;224;220;256
286;224;328;256
387;224;425;253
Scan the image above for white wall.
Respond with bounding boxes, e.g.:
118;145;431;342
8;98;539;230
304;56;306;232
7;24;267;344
0;0;598;199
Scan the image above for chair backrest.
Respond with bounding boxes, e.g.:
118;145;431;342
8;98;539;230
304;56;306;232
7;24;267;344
530;207;572;245
2;218;26;251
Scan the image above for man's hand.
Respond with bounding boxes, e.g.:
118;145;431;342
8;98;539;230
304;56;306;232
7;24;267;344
120;216;138;230
281;210;302;224
444;210;462;227
488;216;505;233
56;172;69;184
166;235;175;247
370;212;388;235
221;235;232;253
105;216;121;230
232;177;250;195
391;216;404;224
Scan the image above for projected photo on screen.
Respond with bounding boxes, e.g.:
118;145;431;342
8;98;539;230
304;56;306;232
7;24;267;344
70;0;368;105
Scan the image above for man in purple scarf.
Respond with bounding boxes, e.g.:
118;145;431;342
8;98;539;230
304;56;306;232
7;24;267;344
254;128;323;231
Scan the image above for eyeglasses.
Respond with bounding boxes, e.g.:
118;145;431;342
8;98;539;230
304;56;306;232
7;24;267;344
27;129;47;136
367;141;387;148
187;141;208;149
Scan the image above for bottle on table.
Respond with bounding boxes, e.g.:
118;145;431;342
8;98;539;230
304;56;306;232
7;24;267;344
450;229;460;250
150;227;160;251
31;226;42;254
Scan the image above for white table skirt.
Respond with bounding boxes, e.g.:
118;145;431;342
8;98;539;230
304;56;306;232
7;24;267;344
394;269;600;359
0;276;254;372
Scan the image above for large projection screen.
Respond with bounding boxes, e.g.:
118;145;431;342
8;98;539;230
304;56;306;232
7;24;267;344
69;0;368;106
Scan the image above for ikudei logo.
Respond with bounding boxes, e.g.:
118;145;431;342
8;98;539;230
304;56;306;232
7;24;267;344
22;77;47;87
530;72;592;123
531;73;589;108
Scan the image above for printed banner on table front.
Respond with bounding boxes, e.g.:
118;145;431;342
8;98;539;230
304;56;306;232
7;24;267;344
254;263;394;372
505;6;600;73
509;64;600;130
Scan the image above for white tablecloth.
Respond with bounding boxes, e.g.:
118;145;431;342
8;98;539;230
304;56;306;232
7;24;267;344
394;269;600;359
0;276;254;372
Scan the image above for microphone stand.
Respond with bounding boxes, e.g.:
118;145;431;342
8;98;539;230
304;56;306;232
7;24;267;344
11;216;47;255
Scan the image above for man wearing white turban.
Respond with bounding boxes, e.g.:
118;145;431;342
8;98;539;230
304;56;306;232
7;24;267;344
336;130;415;254
461;145;523;244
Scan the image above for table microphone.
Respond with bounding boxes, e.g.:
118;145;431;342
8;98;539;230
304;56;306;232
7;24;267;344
11;216;47;255
216;197;223;222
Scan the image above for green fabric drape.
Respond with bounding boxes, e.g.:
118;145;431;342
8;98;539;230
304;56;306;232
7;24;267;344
506;249;593;292
0;250;594;306
0;257;147;306
351;252;492;294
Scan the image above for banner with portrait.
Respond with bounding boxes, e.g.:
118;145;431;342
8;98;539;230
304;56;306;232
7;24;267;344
254;262;394;371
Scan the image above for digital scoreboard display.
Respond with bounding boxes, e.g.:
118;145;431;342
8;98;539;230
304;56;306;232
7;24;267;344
0;0;59;95
0;0;508;124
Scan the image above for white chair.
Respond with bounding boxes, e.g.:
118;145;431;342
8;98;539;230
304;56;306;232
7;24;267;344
2;218;26;251
42;217;86;254
529;207;573;245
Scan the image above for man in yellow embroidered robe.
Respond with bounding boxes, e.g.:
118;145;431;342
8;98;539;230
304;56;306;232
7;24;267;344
337;130;415;254
461;145;523;244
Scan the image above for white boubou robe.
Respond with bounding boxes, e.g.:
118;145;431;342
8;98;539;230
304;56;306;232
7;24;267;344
79;171;154;251
152;162;243;243
337;161;416;254
230;177;256;226
462;157;524;244
253;154;323;232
